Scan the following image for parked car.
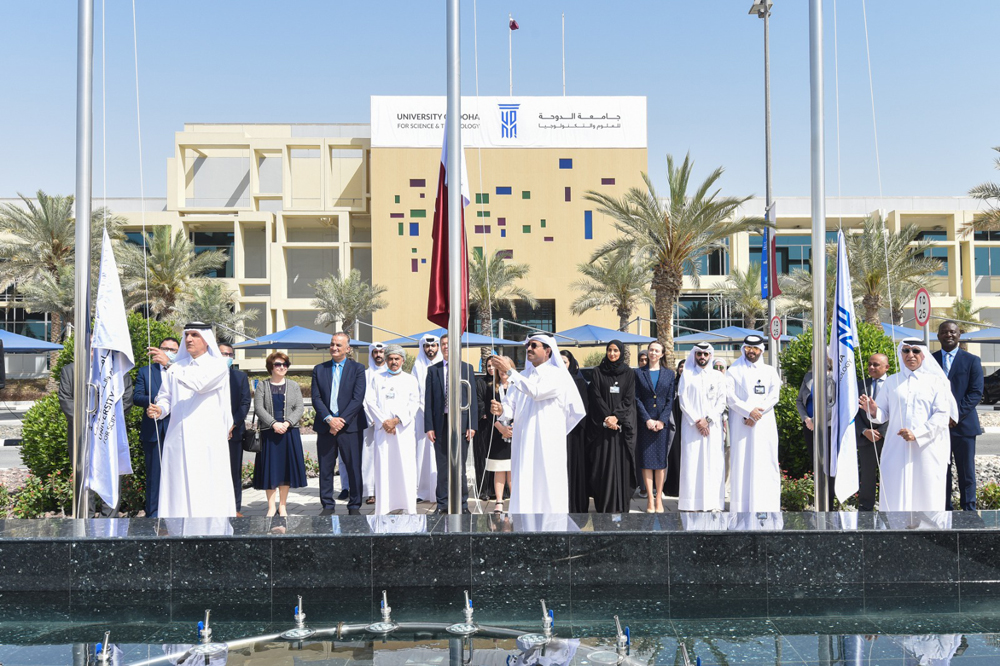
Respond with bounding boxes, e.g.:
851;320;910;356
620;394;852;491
982;368;1000;405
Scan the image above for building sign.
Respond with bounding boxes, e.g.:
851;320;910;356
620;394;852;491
371;96;646;149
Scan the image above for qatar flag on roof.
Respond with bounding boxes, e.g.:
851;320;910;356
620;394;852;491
509;17;519;30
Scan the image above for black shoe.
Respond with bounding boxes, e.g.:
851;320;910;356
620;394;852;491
320;507;336;516
337;489;350;501
348;508;361;515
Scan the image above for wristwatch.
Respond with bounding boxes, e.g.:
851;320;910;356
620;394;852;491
705;417;714;426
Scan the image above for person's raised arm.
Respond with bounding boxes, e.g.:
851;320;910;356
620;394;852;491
172;359;228;394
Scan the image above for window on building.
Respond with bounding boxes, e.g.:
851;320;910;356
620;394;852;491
672;294;727;337
685;241;730;276
915;231;948;276
748;232;837;274
190;231;234;278
975;231;1000;241
470;299;556;367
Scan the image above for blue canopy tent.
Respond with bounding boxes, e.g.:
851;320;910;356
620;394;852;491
0;329;64;353
672;325;791;345
552;324;655;346
880;323;927;341
956;327;1000;344
381;327;520;348
232;326;369;349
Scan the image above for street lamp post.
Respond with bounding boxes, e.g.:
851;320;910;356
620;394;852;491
750;0;777;369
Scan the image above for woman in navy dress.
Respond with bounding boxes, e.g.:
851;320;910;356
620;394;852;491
253;351;307;516
634;342;675;513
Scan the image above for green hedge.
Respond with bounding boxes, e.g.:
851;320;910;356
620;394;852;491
19;313;178;515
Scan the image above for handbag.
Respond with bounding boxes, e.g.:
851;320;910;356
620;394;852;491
242;412;266;453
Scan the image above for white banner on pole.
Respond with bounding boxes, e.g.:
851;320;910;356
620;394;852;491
828;230;860;503
371;96;647;149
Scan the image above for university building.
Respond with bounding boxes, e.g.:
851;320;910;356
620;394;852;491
1;95;996;374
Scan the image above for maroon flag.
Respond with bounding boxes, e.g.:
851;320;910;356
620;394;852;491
769;231;782;297
509;17;519;30
427;125;471;331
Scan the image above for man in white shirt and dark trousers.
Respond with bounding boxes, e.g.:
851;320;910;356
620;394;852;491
855;353;890;512
424;333;478;514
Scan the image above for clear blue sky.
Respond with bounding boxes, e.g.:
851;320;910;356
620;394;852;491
1;1;997;202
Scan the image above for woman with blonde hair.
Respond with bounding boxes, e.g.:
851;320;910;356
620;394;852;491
485;355;516;513
253;351;307;516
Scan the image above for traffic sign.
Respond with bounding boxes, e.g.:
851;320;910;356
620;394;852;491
914;288;931;327
769;315;783;341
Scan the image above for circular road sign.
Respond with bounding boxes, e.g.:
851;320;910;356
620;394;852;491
914;288;931;327
769;315;783;341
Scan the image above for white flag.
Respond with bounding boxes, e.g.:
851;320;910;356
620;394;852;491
86;228;135;508
828;230;860;503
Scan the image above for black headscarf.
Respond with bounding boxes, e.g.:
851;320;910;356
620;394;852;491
598;339;629;377
560;349;584;379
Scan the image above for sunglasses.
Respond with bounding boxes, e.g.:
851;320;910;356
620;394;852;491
526;342;548;350
220;352;235;358
901;348;922;356
694;352;711;357
272;362;289;368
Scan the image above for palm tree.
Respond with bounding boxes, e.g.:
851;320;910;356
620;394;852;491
118;226;228;319
584;153;764;364
468;251;538;359
312;269;388;333
718;264;767;330
951;298;986;350
172;281;259;343
570;251;652;331
0;191;126;350
969;146;1000;230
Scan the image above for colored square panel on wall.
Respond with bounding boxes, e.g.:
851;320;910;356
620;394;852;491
476;193;490;204
410;222;419;236
398;223;404;235
410;179;425;187
522;191;530;199
540;219;546;228
601;177;615;185
420;193;425;198
497;218;506;226
559;158;573;169
473;247;484;260
411;247;417;253
477;211;490;218
422;258;426;263
496;186;512;195
565;187;571;202
390;213;404;219
522;225;531;233
544;237;554;242
474;225;491;234
497;250;513;259
411;209;426;218
394;195;400;203
411;259;418;272
584;211;593;239
501;229;506;238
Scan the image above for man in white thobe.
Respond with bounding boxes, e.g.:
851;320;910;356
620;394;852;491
860;338;957;512
146;322;235;518
364;345;420;515
411;335;443;502
677;343;728;511
360;343;389;505
490;335;585;514
726;335;781;513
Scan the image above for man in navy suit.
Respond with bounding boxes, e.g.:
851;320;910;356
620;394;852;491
855;353;890;512
219;342;253;516
312;332;367;515
424;333;478;514
934;320;984;511
132;336;179;517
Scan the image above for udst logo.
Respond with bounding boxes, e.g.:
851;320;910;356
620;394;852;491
499;103;520;139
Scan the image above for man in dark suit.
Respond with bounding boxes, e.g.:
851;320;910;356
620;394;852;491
424;333;478;514
934;320;984;511
855;353;890;512
312;332;367;515
132;336;179;517
219;342;253;516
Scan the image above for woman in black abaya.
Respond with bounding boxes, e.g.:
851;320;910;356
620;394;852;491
586;340;636;513
560;349;590;513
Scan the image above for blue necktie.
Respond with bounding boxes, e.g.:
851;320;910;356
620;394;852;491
331;362;342;416
943;352;952;377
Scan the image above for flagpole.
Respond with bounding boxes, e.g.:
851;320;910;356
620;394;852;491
562;13;566;96
72;0;95;519
446;0;464;515
808;0;830;512
508;13;513;96
763;2;777;369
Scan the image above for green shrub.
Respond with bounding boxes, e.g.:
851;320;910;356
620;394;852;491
775;384;810;478
25;313;179;515
241;461;255;488
301;408;316;428
304;452;319;477
781;472;814;511
979;482;1000;510
20;393;70;480
583;351;605;368
403;353;416;373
